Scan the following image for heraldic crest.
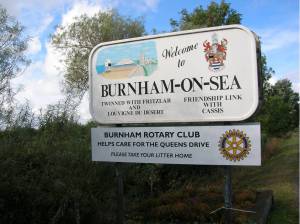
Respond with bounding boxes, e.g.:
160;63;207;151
203;33;228;71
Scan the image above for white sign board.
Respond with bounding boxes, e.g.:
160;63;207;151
89;25;260;124
91;123;261;166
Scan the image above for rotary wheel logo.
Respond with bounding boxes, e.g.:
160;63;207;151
218;129;251;162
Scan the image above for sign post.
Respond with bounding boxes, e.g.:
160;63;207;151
89;24;262;223
115;163;124;224
224;166;232;224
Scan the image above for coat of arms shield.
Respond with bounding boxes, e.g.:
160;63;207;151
203;33;228;71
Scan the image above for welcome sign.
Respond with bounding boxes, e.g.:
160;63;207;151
89;25;260;124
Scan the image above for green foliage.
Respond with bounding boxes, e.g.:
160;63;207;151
1;101;36;130
170;0;241;31
51;10;145;98
0;108;116;224
259;55;274;96
258;79;299;136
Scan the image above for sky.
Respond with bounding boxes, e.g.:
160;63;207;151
0;0;299;123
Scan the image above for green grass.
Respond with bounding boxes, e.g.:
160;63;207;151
233;129;299;224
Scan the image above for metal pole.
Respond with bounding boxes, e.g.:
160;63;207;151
224;166;232;224
115;163;124;224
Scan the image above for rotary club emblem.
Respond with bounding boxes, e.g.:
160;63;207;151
218;129;251;162
203;33;228;71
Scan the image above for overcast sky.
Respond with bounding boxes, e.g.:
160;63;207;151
1;0;299;123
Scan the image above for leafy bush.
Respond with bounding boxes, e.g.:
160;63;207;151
0;108;117;223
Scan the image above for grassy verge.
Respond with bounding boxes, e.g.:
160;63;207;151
233;129;299;223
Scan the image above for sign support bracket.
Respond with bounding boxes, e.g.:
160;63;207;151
114;162;124;224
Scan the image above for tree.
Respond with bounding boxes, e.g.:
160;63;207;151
258;79;299;136
52;10;145;99
0;5;30;125
170;0;241;31
259;54;275;96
